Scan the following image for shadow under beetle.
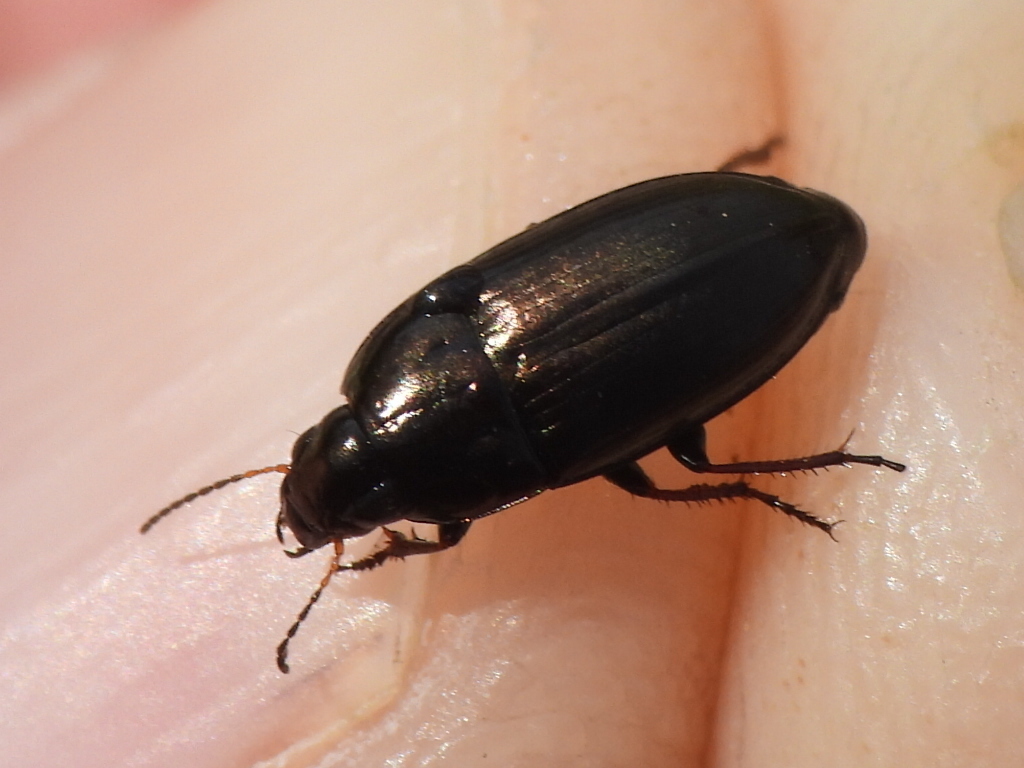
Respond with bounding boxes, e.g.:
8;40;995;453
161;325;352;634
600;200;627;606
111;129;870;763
143;142;905;673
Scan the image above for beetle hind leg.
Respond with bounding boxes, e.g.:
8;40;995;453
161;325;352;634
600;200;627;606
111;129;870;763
602;460;837;539
666;424;906;476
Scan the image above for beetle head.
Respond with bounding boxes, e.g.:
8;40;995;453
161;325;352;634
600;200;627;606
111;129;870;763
279;404;401;550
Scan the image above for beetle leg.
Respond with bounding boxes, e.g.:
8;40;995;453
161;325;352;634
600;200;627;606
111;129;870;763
341;520;473;572
276;541;346;673
716;135;785;172
666;425;906;475
602;460;837;538
275;521;473;673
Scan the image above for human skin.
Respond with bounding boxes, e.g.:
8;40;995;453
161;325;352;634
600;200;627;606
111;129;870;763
0;0;198;83
2;1;1023;766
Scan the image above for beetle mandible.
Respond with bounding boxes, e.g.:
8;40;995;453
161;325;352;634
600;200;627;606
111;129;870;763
143;143;905;672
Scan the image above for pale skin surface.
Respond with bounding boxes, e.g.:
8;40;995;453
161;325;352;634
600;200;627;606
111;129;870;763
1;1;1022;766
0;0;200;85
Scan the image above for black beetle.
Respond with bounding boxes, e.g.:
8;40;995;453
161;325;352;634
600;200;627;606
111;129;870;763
143;149;904;672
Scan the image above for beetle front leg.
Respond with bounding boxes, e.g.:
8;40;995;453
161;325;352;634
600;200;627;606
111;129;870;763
276;520;473;673
602;460;837;538
343;520;473;572
667;424;906;475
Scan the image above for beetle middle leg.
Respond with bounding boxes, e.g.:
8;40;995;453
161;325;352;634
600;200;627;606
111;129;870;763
602;460;837;538
275;521;471;673
667;424;907;475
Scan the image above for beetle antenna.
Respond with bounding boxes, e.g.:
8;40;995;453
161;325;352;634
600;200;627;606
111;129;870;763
140;464;290;534
277;541;344;674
